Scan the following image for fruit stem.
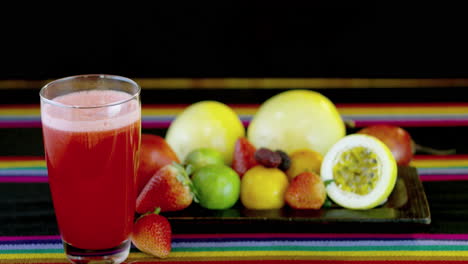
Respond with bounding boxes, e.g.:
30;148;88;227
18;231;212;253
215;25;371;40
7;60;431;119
154;207;161;215
135;207;162;223
343;119;356;129
324;179;335;187
414;143;456;155
185;164;194;176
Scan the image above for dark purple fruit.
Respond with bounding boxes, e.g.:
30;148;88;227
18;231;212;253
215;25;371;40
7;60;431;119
255;148;282;168
276;150;291;171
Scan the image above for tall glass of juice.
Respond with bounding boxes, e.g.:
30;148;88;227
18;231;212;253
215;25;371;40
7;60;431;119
40;75;141;263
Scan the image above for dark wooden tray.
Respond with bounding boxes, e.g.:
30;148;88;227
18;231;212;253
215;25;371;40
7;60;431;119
165;166;431;233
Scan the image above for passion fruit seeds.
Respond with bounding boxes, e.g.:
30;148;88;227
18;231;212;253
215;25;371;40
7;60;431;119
333;146;379;195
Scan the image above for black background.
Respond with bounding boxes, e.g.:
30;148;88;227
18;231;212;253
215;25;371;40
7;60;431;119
1;4;468;79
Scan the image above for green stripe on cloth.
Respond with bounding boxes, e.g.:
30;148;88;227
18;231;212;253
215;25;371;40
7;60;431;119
172;245;468;252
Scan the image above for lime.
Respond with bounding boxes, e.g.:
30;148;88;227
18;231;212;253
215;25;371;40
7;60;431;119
240;166;289;210
191;164;240;210
320;134;398;210
247;90;345;156
185;148;225;172
166;101;245;165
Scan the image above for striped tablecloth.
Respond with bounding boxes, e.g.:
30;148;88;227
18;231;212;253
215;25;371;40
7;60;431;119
1;154;467;183
2;102;468;128
2;234;468;263
2;102;468;263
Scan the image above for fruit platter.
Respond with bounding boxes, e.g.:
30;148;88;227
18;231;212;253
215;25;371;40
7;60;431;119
135;90;431;236
162;165;429;232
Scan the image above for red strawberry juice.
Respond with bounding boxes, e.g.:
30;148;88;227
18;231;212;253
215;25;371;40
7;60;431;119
41;90;140;250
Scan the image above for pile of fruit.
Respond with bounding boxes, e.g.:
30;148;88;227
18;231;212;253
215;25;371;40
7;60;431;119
131;90;418;258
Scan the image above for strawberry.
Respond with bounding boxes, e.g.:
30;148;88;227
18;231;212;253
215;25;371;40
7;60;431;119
232;137;259;177
136;163;196;213
284;171;326;209
132;208;172;258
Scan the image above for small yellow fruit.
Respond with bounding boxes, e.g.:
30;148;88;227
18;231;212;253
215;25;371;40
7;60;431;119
286;149;323;181
241;166;289;210
166;101;245;165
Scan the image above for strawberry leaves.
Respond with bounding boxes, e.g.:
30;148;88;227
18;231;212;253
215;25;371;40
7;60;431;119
172;162;199;203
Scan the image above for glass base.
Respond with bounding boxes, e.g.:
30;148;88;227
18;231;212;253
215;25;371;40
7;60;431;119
64;239;130;264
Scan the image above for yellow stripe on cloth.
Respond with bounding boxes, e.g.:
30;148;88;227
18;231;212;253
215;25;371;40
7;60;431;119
142;108;185;116
0;108;40;115
411;159;468;168
0;157;460;169
163;250;468;258
127;251;468;262
3;78;468;90
0;160;45;168
3;251;468;263
2;105;468;116
0;253;66;261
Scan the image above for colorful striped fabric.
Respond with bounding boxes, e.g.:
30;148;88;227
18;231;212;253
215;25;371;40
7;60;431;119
3;102;467;182
2;234;468;263
3;103;468;128
1;155;467;183
2;101;467;263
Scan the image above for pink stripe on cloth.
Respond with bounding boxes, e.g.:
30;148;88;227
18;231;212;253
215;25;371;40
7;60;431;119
0;235;60;241
420;174;468;181
413;154;468;160
354;119;468;127
141;120;173;128
0;176;48;183
4;119;468;128
0;156;44;161
172;233;468;240
336;102;468;108
0;121;41;128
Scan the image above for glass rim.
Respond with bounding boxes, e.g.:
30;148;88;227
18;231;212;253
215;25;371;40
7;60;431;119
39;74;141;109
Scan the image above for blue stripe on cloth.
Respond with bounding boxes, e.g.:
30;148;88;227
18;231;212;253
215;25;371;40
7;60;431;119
0;243;63;250
417;168;468;175
172;239;468;249
3;239;468;251
0;169;47;176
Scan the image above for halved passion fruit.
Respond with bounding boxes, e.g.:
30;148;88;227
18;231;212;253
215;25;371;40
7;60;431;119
321;134;398;210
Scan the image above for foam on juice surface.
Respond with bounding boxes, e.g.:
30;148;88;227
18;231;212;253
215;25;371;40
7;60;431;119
41;90;140;132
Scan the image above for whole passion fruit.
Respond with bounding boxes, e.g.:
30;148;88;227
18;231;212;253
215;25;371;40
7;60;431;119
247;90;345;156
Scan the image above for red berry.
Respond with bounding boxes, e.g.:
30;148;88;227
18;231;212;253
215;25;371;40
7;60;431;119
136;163;193;213
232;138;259;177
285;172;326;209
132;210;172;258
